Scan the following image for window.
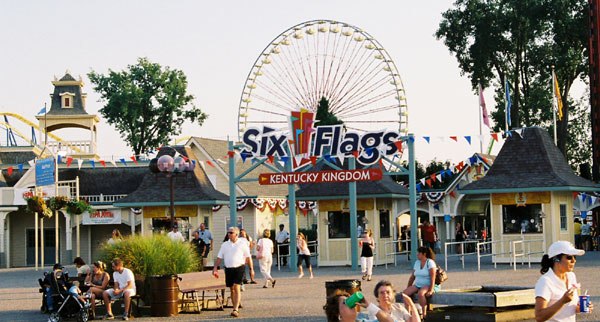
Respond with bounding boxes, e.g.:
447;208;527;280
379;210;391;238
328;211;365;239
64;97;70;107
502;204;543;234
560;204;567;231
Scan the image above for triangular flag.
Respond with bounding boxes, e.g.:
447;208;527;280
394;141;403;153
310;156;317;166
423;136;430;143
66;156;73;167
416;183;421;192
110;160;117;167
433;203;440;210
77;159;83;170
426;179;432;187
464;136;471;145
430;173;437;182
227;151;235;158
7;166;13;176
591;196;597;205
420;178;425;186
436;174;442;182
352;150;359;158
450;136;458;142
18;164;23;173
120;158;127;166
28;159;35;167
199;160;205;169
90;160;95;169
339;155;345;166
491;133;499;142
267;156;274;164
130;156;138;164
217;159;227;164
449;191;457;198
206;160;215;167
280;156;290;164
57;155;62;164
572;192;579;200
514;128;524;138
99;160;106;167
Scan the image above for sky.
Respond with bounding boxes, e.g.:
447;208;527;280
0;0;506;164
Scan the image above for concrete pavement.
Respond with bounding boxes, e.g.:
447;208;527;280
1;251;599;321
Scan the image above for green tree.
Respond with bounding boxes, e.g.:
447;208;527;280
88;57;207;155
436;0;589;162
315;97;343;126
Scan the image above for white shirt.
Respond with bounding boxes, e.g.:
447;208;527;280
113;268;136;292
77;265;90;276
276;230;290;243
217;239;251;268
534;270;578;322
413;259;436;288
168;230;185;242
257;238;273;258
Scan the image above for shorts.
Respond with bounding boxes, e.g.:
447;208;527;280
225;266;245;287
105;288;136;300
415;284;441;293
297;254;311;268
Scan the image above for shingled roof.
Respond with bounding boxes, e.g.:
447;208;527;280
295;161;408;200
114;146;229;207
460;127;599;194
59;166;147;196
48;72;89;115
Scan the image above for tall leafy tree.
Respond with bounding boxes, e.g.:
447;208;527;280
315;97;343;126
88;57;207;155
436;0;589;163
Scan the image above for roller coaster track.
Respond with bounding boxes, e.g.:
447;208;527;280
0;112;86;154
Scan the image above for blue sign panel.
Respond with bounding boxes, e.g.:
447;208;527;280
444;214;451;222
35;158;55;186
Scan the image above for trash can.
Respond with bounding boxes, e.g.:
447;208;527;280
150;275;179;317
325;279;362;297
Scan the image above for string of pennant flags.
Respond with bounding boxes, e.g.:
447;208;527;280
1;129;528;179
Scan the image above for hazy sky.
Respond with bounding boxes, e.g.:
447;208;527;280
0;0;506;164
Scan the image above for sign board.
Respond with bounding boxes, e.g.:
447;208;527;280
258;168;383;185
225;216;243;230
35;157;55;186
581;210;588;219
82;210;122;225
444;214;451;222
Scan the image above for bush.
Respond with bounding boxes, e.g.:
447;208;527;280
98;234;199;278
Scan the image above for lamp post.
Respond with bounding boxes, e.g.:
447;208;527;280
149;151;195;230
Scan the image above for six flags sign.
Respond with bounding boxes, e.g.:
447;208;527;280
241;109;404;169
241;109;404;184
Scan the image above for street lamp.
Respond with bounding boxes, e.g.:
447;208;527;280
149;151;195;230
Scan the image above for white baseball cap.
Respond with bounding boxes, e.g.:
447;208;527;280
547;241;585;258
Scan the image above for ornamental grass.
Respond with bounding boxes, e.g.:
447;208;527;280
99;234;199;278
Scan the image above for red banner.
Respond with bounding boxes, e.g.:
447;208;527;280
259;168;383;185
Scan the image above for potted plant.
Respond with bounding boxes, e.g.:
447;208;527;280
66;199;93;215
47;196;68;211
99;234;199;317
25;196;52;218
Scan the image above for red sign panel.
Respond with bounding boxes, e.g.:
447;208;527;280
259;168;383;185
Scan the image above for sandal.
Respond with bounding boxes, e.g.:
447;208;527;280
231;309;240;317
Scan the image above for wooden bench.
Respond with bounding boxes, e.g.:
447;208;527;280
177;271;227;313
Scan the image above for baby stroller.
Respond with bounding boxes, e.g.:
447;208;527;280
46;268;91;322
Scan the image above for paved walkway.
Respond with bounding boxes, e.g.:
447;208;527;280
1;252;599;321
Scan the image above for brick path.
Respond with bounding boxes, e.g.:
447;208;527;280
1;251;599;321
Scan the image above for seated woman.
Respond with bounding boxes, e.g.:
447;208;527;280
402;247;440;319
73;257;91;280
323;290;393;322
371;280;420;322
84;261;110;319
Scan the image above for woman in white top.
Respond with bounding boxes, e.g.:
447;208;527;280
256;229;276;288
534;241;593;322
369;280;420;322
402;247;439;319
297;232;313;279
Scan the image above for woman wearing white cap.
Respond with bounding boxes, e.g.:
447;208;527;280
534;240;592;321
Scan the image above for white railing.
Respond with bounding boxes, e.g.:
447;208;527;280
511;238;545;270
476;240;512;271
277;240;318;270
443;240;479;270
80;194;127;203
383;239;413;269
47;140;96;155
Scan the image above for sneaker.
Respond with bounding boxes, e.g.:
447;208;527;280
240;284;245;292
362;273;367;280
104;314;115;320
298;273;304;278
367;275;372;281
272;280;276;288
262;285;268;288
122;315;129;321
250;280;257;284
231;309;240;317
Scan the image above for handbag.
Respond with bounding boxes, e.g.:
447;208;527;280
427;259;448;285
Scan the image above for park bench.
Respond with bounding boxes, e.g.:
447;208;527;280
177;271;226;313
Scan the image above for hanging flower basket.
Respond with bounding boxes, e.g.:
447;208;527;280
66;199;93;215
47;196;68;211
25;196;53;218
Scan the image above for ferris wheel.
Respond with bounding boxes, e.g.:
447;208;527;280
237;19;409;140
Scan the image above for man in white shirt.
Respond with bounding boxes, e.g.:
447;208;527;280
167;225;185;242
102;258;136;320
275;224;290;266
213;227;253;318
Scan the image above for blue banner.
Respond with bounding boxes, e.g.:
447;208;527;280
35;158;55;186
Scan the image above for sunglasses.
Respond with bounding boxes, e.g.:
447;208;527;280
565;255;576;261
227;231;235;234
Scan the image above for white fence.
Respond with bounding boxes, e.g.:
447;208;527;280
276;240;318;270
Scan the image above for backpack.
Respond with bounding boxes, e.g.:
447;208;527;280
427;259;448;285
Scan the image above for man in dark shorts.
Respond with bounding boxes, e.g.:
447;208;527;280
213;227;253;318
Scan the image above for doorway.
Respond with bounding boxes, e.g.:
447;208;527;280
26;228;59;266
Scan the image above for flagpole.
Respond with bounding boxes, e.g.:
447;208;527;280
551;66;558;146
504;80;509;133
477;80;483;154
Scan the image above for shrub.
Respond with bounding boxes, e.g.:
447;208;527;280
66;199;93;215
47;196;68;211
25;196;52;218
98;234;199;278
